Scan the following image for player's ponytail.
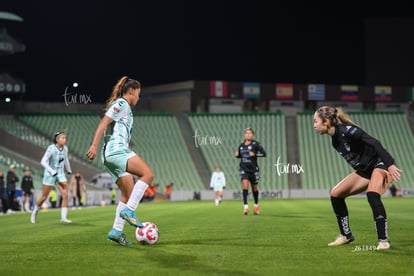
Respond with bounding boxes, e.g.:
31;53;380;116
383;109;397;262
316;106;357;126
104;76;141;111
336;107;357;126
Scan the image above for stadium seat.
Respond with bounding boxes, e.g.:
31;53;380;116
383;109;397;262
188;112;289;191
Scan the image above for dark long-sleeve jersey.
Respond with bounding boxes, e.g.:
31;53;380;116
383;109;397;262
6;171;19;192
21;176;34;193
236;140;266;173
332;124;395;171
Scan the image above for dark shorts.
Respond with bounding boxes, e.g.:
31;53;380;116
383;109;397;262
240;170;260;184
23;191;33;196
356;159;388;179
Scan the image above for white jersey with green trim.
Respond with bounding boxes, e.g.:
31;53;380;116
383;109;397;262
41;144;71;176
210;171;226;189
104;97;133;154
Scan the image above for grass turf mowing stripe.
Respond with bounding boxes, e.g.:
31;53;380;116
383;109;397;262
0;198;413;275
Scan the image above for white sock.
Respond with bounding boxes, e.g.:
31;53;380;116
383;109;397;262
126;180;149;211
244;204;249;209
61;207;68;220
33;205;39;213
113;201;127;231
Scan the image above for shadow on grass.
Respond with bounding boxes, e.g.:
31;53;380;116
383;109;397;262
159;238;283;249
57;222;96;227
143;248;253;275
268;214;325;219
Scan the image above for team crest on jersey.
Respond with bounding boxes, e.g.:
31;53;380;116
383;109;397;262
344;143;350;151
113;106;120;113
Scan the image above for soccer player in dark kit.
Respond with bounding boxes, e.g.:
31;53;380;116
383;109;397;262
313;106;402;250
235;127;266;215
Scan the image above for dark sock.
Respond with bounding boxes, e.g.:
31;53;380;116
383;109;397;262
330;196;352;237
242;189;248;205
253;190;259;205
73;197;76;207
367;191;388;240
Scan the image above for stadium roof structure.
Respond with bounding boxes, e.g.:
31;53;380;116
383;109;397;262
0;11;24;22
0;73;25;94
0;28;25;55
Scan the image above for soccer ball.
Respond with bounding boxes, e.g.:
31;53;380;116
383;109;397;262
135;221;160;245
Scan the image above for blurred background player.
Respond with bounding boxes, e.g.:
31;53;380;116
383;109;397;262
144;183;158;202
164;183;174;200
70;172;86;209
86;76;154;246
235;127;266;215
0;170;8;214
21;168;34;212
6;164;19;213
313;106;402;250
49;187;58;208
209;166;226;206
110;187;116;205
31;131;72;223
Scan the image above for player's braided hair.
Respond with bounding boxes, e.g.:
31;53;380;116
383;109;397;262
105;76;141;111
316;106;357;126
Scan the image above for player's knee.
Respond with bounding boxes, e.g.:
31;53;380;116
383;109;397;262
143;170;154;184
61;190;68;198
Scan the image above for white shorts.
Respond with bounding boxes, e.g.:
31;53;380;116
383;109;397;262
43;173;67;186
103;149;136;183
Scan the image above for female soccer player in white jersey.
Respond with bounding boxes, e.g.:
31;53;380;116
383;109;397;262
313;106;402;250
86;76;154;246
210;166;226;206
31;131;72;223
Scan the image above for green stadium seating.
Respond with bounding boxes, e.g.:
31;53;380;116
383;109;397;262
131;114;204;191
188;112;288;191
18;112;205;191
9;111;413;193
18;113;105;170
0;117;51;148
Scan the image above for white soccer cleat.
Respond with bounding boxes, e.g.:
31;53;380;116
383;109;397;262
30;210;38;224
377;239;391;250
61;218;72;224
328;234;354;246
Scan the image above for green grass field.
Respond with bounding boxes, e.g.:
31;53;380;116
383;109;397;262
0;198;413;275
